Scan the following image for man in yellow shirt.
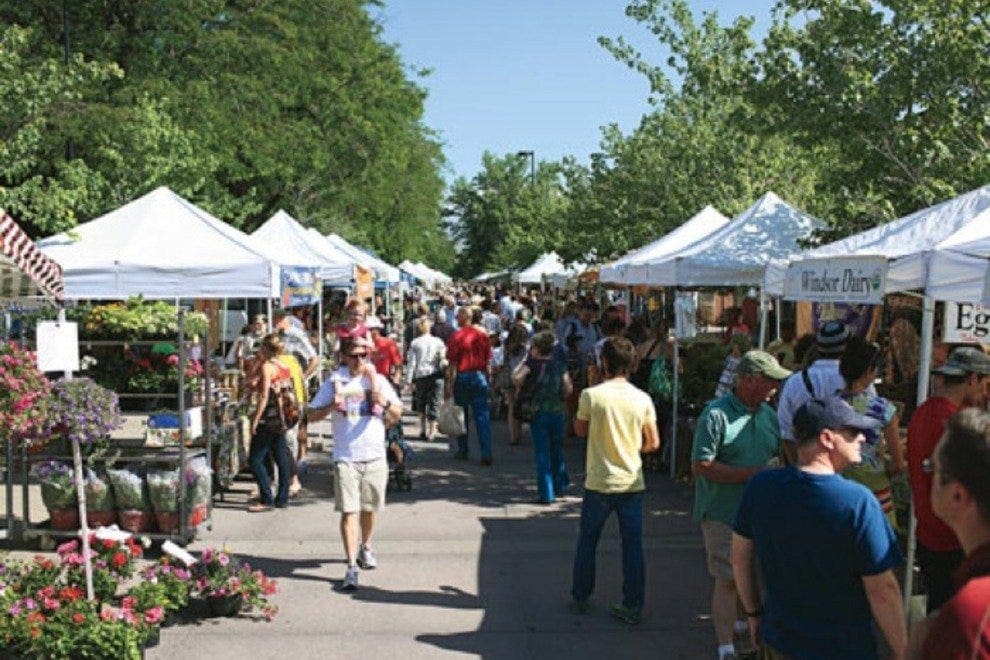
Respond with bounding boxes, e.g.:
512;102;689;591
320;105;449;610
570;336;661;624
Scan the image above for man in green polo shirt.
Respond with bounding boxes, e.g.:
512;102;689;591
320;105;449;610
692;350;791;660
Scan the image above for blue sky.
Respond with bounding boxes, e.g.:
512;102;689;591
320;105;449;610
376;1;774;184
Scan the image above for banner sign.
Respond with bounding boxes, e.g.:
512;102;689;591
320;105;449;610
36;321;79;373
784;256;887;304
943;302;990;344
280;267;320;307
354;266;375;301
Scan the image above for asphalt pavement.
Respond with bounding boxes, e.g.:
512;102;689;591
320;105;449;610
6;402;716;659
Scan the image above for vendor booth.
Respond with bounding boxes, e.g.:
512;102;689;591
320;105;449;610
599;206;730;286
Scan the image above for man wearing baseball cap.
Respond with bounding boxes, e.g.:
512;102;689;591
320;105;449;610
908;346;990;613
776;320;879;464
692;350;790;660
732;396;906;660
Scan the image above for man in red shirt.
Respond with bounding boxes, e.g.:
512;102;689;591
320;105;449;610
908;347;990;612
366;316;402;386
445;306;493;465
909;408;990;659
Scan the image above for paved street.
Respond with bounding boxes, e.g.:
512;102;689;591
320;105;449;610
141;402;714;660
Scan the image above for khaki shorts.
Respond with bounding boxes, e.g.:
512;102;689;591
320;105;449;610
701;519;735;581
333;458;388;513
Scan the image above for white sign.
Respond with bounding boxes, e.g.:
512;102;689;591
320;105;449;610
36;321;80;372
784;257;887;303
674;291;697;340
943;302;990;344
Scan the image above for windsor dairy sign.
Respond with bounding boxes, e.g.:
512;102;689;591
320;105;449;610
783;257;887;303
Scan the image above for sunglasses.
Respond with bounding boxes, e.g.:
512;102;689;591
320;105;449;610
346;351;367;359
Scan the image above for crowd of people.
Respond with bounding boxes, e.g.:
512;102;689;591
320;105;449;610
225;284;989;659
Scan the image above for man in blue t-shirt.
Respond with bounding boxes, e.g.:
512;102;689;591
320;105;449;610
731;397;907;660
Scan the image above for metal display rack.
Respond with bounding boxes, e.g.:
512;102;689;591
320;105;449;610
8;310;217;546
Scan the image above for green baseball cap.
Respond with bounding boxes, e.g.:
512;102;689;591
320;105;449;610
736;350;792;381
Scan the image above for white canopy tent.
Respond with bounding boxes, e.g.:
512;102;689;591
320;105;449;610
325;233;400;284
759;184;990;613
399;260;450;289
515;252;574;285
252;210;354;285
418;262;452;285
599;206;730;286
925;203;990;305
38;187;280;299
645;192;823;287
769;184;990;299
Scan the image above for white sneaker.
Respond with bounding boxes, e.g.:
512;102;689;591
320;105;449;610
342;566;359;591
357;545;378;569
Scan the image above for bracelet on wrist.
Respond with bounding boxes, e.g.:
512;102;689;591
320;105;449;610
746;609;763;618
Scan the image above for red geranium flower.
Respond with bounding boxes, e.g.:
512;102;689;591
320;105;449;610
111;552;128;568
72;612;85;624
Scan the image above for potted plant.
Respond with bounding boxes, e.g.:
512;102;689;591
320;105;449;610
147;468;181;533
107;467;154;533
57;534;143;603
184;457;211;527
191;547;278;620
0;341;51;453
84;469;117;528
38;377;122;456
138;559;192;624
33;461;78;530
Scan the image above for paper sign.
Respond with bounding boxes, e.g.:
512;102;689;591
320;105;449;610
674;291;697;340
784;257;887;303
36;321;80;372
280;267;320;307
943;302;990;344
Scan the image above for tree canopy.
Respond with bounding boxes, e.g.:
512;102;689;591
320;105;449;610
0;0;452;266
447;0;988;273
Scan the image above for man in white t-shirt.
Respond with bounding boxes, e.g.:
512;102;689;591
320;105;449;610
309;336;402;591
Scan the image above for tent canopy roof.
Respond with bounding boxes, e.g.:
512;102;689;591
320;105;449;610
252;210;354;284
768;184;990;296
325;234;399;283
600;205;730;285
0;211;64;301
38;186;278;299
648;192;823;287
515;252;579;284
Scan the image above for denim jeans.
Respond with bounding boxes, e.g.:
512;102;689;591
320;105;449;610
530;411;568;502
453;371;492;459
571;489;645;610
249;426;291;506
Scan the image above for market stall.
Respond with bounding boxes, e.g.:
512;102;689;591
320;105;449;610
30;187;304;546
599;206;729;286
635;192;823;476
766;184;990;611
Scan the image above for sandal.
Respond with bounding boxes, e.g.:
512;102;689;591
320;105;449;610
248;503;273;513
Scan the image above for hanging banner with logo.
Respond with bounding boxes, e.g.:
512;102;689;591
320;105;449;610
354;265;375;302
280;267;320;307
783;256;887;304
943;302;990;344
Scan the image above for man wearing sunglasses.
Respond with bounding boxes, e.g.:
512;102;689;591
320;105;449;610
309;336;402;592
909;408;990;658
908;347;990;613
731;397;906;660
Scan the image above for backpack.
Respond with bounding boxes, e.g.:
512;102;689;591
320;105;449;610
262;364;300;433
514;360;548;423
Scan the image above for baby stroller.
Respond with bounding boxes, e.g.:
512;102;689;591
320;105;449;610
386;422;413;492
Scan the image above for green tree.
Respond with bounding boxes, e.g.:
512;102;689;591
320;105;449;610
446;152;570;278
0;1;447;263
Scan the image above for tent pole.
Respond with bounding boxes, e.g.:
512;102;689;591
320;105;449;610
670;338;680;479
775;297;782;341
267;298;273;332
758;289;768;350
904;294;935;618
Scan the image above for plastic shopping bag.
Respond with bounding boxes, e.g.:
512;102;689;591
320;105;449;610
437;399;466;437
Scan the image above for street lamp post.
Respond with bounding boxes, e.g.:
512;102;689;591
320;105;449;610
516;150;535;184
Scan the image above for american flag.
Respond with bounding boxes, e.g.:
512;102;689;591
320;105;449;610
0;211;64;301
